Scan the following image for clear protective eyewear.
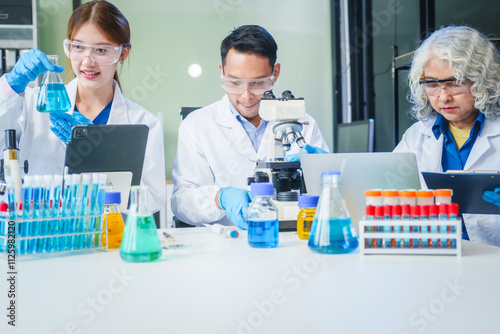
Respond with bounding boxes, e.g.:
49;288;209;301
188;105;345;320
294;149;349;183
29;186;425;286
419;77;471;97
63;39;123;66
220;72;275;95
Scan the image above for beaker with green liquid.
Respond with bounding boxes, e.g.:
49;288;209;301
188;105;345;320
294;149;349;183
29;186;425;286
120;186;162;262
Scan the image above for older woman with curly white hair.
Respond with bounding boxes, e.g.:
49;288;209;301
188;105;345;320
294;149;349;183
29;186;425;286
394;25;500;247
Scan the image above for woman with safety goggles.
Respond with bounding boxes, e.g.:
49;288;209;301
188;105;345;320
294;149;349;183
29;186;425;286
0;0;165;214
394;25;500;247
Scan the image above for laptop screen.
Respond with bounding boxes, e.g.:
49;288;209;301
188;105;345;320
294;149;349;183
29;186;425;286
301;152;421;232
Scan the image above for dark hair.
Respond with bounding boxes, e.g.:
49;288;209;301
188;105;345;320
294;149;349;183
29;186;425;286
66;0;131;88
220;25;278;68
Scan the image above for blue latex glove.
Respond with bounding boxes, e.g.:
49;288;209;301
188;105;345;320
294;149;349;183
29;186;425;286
285;143;328;162
6;49;64;94
483;188;500;208
218;187;252;230
49;112;92;143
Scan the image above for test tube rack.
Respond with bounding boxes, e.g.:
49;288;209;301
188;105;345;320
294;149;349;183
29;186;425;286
359;219;462;256
0;214;108;260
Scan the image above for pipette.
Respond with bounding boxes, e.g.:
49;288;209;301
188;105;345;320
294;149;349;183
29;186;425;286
203;223;239;238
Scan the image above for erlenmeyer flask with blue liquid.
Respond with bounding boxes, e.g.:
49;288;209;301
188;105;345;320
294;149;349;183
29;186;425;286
36;55;71;113
308;171;359;254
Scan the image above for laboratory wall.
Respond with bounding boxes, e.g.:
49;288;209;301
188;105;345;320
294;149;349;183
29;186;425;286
38;0;333;180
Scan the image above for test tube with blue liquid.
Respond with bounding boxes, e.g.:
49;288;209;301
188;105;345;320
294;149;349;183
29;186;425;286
382;190;398;248
48;175;63;252
419;205;429;248
36;55;71;113
401;204;411;248
429;204;439;248
37;175;53;253
5;177;18;253
75;174;91;249
27;175;43;254
0;202;7;253
438;204;449;248
60;175;73;251
392;205;401;248
20;175;33;255
364;190;382;248
449;203;459;248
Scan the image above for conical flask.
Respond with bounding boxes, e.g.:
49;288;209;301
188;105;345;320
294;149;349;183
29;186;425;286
308;171;358;254
120;186;162;262
36;55;71;113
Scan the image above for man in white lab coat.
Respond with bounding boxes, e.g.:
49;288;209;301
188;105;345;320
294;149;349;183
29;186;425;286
172;25;329;228
394;26;500;247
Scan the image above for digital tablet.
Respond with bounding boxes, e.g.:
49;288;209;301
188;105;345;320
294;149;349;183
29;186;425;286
64;124;149;187
422;171;500;214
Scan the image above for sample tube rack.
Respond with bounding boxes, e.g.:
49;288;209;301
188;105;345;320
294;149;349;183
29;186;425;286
359;219;462;256
0;214;108;260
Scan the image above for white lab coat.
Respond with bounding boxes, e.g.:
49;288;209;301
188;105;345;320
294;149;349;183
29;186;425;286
394;114;500;247
0;76;166;213
171;95;329;226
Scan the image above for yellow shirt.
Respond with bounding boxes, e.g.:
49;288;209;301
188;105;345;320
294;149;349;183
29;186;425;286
448;123;470;151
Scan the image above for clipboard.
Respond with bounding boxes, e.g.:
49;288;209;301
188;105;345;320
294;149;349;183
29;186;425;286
422;171;500;214
64;124;149;187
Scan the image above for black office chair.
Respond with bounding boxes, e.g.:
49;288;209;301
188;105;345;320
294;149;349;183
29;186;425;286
179;107;200;121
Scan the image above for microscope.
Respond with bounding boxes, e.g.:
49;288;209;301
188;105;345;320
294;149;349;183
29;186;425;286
0;129;28;205
248;90;308;230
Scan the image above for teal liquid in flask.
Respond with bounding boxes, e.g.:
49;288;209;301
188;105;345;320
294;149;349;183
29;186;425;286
308;171;358;254
36;55;71;113
120;186;162;262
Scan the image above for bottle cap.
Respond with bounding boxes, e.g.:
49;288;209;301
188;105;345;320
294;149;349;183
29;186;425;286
250;182;274;196
417;190;434;198
382;190;399;197
365;189;382;197
298;195;319;207
0;202;7;212
392;205;401;216
399;190;417;197
321;171;341;176
435;189;453;197
104;192;121;205
429;204;438;215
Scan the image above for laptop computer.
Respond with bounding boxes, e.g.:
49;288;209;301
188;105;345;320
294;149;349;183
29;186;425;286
300;153;421;232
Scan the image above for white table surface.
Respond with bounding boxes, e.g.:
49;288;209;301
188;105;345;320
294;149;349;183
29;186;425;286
1;228;499;334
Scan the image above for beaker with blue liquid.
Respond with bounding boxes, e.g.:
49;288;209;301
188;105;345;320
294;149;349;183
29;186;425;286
308;171;358;254
247;182;279;248
36;55;71;113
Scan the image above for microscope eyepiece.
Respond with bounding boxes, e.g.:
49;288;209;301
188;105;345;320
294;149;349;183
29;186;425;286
263;90;276;99
282;90;295;100
5;129;17;150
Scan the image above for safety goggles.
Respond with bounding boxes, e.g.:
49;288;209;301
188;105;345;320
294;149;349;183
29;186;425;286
220;72;275;95
418;77;471;97
63;39;123;66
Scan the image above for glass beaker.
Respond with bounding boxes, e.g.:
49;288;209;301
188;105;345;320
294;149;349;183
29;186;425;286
308;171;358;254
120;186;162;262
36;55;71;113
